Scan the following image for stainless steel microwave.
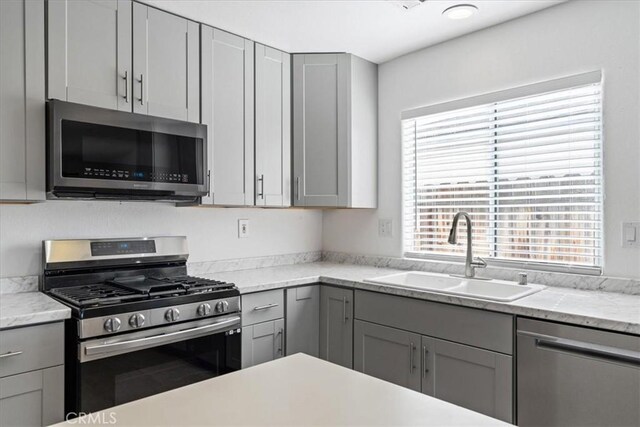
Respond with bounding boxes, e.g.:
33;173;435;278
47;100;208;202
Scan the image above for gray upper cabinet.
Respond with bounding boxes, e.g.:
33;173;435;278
241;319;285;369
255;44;291;207
133;3;199;122
47;0;131;111
0;0;45;201
422;336;513;423
319;286;353;368
354;320;422;392
292;53;377;208
201;27;254;206
286;286;319;357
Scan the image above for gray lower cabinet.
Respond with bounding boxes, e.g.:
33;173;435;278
254;44;291;207
0;0;45;201
132;2;199;122
241;319;285;369
47;0;131;111
353;320;421;391
0;322;64;426
0;366;64;427
285;286;319;357
422;336;513;423
201;27;254;206
319;286;353;368
292;53;377;208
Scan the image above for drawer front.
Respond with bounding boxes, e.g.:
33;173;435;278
0;322;64;378
241;289;284;326
355;290;513;354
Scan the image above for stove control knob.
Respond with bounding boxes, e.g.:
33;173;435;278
128;313;145;328
215;300;229;314
165;308;180;322
104;317;121;333
197;303;212;317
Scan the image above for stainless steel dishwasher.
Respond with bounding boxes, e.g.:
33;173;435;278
517;318;640;426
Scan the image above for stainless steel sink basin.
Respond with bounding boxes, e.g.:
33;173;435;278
365;271;545;302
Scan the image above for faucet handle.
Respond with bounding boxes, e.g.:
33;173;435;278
472;257;487;268
518;272;528;286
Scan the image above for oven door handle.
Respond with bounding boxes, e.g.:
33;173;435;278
83;316;240;361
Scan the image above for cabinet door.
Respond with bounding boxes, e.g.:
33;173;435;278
422;337;512;423
132;3;199;122
48;0;131;111
241;319;284;369
201;27;254;206
0;0;45;201
255;44;291;207
353;320;421;391
0;366;64;427
319;286;353;368
286;286;319;357
292;54;349;207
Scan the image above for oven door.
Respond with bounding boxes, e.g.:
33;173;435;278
70;315;240;415
47;100;208;200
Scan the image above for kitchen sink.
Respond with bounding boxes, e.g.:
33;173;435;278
365;271;545;302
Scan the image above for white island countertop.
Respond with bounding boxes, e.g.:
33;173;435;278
51;354;509;427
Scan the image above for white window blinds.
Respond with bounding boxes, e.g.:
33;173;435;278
403;81;603;271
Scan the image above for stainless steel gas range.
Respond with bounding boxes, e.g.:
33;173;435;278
41;237;241;417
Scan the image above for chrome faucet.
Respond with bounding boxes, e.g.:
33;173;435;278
448;212;487;278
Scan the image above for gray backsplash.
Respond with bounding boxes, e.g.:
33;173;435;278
2;250;637;295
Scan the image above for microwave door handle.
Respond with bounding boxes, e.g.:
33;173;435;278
84;316;240;360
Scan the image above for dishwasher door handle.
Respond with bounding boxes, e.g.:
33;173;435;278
519;331;640;367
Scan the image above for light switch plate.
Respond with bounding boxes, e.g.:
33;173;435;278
379;219;393;238
622;221;640;247
238;219;250;238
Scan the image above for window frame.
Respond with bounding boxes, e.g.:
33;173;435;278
401;71;604;276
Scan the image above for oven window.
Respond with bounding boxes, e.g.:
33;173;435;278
61;120;204;184
76;331;240;414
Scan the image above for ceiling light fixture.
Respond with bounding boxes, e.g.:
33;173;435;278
443;4;478;20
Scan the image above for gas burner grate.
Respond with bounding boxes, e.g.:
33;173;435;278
51;283;144;307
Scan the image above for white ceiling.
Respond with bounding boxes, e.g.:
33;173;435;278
147;0;565;64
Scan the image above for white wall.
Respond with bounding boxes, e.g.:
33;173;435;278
0;202;322;277
323;0;640;279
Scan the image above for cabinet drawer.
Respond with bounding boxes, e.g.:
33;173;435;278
355;290;513;354
0;322;64;378
241;289;284;326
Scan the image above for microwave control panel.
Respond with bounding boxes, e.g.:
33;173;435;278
82;168;189;183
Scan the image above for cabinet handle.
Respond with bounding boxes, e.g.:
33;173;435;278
207;170;211;198
257;174;264;199
253;303;279;311
410;342;416;373
422;346;429;377
295;177;300;201
0;351;23;359
276;328;284;355
123;71;129;103
342;297;350;323
138;74;144;105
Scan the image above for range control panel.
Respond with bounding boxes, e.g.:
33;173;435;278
90;240;157;256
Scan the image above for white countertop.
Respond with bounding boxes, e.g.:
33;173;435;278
51;354;509;427
0;291;71;329
205;262;640;334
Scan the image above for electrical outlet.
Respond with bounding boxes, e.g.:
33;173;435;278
238;219;250;238
378;219;393;238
